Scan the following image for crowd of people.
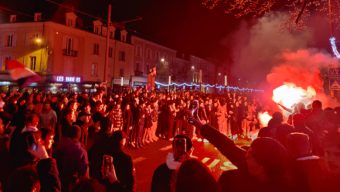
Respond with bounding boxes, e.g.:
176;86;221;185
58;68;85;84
0;86;339;192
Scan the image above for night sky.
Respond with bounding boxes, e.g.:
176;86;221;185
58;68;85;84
0;0;239;63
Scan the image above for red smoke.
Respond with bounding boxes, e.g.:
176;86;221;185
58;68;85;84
266;49;338;109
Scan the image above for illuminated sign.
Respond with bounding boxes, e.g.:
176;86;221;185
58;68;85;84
54;75;81;83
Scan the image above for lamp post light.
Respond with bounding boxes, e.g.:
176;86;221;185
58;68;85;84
191;65;196;83
34;37;45;73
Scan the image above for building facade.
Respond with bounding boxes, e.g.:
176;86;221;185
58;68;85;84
0;12;218;91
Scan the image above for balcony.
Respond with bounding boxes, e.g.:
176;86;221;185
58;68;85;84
62;49;78;57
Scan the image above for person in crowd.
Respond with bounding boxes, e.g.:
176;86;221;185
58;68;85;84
258;111;294;147
286;132;330;191
292;114;323;156
110;102;123;131
59;109;76;139
39;101;57;131
39;127;55;156
197;100;208;142
7;125;61;192
0;117;12;191
89;125;134;192
122;103;133;145
150;100;159;141
108;131;134;191
208;99;218;129
87;112;103;150
10;113;40;167
53;125;89;192
305;100;325;136
189;117;294;192
142;102;153;144
88;116;115;180
175;159;218;192
168;101;178;140
6;165;41;192
151;135;193;192
74;111;92;148
216;98;227;135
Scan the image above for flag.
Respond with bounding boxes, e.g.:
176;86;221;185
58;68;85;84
5;60;41;87
147;67;156;91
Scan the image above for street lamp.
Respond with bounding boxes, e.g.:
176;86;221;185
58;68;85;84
34;37;42;44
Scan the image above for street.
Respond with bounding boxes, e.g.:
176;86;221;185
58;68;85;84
126;139;248;192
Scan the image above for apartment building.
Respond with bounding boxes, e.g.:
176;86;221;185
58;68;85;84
0;11;218;91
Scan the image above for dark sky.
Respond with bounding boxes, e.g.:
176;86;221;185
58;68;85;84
0;0;239;62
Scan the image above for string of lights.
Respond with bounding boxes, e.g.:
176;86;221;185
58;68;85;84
155;81;263;92
330;36;340;59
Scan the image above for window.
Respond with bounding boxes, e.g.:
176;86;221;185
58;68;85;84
67;19;73;27
91;63;98;76
136;46;141;57
6;34;13;47
34;13;42;22
10;15;16;23
146;49;149;59
118;51;125;61
66;38;73;50
109;47;113;58
110;31;114;39
30;56;37;70
93;43;99;55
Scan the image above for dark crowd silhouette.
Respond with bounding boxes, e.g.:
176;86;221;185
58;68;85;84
0;87;339;192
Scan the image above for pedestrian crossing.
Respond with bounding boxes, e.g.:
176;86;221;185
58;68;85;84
192;155;237;171
156;144;237;171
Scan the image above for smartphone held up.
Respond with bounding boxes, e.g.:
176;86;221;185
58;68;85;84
102;155;114;177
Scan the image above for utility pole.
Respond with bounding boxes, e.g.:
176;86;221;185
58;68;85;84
104;4;111;88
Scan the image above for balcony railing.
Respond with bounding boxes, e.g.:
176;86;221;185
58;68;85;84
62;49;78;57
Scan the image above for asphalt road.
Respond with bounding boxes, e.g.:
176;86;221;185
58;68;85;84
126;138;249;192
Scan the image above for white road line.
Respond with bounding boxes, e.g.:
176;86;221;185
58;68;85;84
159;145;172;151
201;157;210;164
133;157;147;163
208;159;221;168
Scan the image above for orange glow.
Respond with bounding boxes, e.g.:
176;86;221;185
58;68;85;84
35;38;42;44
258;111;272;127
272;82;316;109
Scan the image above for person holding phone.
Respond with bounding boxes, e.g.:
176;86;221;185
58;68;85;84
151;135;193;192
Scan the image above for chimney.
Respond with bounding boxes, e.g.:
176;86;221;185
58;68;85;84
34;13;42;22
65;12;77;27
9;15;16;23
93;20;103;35
121;30;127;42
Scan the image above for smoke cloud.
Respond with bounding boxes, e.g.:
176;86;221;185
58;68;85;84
228;12;313;85
227;12;339;107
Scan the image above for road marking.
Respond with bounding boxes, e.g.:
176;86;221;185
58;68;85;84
220;161;237;170
159;145;172;151
133;157;147;163
201;157;210;164
191;155;198;159
208;159;220;168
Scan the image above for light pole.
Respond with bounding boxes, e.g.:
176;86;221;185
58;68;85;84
191;65;195;83
34;37;44;72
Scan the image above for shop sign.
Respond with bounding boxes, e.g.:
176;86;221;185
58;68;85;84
54;75;81;83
